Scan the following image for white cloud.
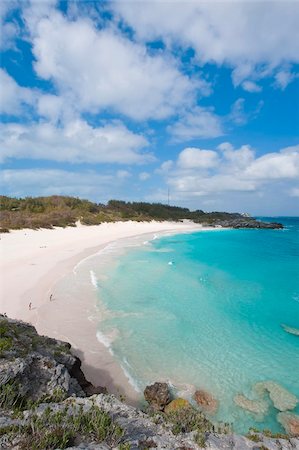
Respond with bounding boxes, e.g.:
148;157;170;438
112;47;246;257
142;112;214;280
178;148;219;170
169;107;223;141
159;143;299;198
0;1;20;50
0;119;151;164
113;1;299;86
242;81;262;93
244;145;299;180
23;10;202;121
1;168;128;201
139;172;150;181
274;70;296;90
0;69;36;115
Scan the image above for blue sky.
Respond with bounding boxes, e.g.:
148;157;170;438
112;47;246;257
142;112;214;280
1;0;299;215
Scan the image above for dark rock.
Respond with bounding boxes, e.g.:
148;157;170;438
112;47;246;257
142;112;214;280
70;356;107;396
144;382;171;411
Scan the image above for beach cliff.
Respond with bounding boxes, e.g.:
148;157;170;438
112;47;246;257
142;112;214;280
0;315;297;450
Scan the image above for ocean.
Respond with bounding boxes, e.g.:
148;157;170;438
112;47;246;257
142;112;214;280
58;218;299;434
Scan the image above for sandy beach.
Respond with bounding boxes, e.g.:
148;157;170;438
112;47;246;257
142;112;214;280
0;220;208;403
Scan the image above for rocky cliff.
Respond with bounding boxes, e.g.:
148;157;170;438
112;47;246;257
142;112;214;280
0;315;298;449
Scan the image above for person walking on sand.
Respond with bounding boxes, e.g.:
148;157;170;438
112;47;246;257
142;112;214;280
50;294;53;301
29;302;32;311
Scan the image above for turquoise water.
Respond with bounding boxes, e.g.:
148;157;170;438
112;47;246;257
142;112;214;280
95;218;299;433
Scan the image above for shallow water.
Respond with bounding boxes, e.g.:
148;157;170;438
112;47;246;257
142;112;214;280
60;218;299;433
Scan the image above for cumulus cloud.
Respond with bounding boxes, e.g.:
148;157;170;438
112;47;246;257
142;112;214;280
23;9;203;121
0;120;151;164
0;69;36;115
178;148;219;170
159;143;299;198
168;107;223;141
113;1;299;86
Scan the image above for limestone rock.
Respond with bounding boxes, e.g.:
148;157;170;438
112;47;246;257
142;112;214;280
281;324;299;337
234;393;268;415
254;381;298;411
144;382;171;411
277;412;299;436
194;389;219;415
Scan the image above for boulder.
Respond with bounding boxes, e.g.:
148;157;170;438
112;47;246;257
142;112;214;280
144;382;171;411
277;412;299;436
194;389;219;415
164;397;192;414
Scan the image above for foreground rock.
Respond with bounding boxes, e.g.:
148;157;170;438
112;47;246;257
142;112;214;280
2;394;298;449
144;382;171;411
0;315;105;404
234;393;269;416
194;389;218;415
1;315;298;449
278;412;299;436
254;381;298;412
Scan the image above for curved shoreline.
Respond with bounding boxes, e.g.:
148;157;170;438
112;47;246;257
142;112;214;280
0;220;212;403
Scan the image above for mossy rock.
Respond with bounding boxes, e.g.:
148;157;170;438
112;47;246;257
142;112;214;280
164;398;191;414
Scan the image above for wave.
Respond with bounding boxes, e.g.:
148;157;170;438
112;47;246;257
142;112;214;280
120;357;141;393
90;270;98;289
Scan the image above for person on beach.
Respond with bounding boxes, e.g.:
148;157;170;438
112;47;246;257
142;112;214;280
50;294;53;301
29;302;32;310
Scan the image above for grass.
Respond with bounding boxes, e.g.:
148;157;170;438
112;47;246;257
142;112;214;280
2;404;125;450
0;381;25;410
0;336;13;354
164;405;214;446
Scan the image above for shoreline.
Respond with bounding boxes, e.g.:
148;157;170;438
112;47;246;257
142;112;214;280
0;220;212;403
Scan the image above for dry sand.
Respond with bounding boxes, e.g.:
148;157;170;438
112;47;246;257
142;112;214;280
0;220;209;403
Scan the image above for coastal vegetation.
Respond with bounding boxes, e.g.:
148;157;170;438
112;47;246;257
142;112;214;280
0;195;282;231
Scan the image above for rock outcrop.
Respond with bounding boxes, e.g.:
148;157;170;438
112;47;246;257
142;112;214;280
1;315;298;449
234;393;269;415
144;382;171;411
254;381;298;412
194;390;218;415
278;412;299;436
0;315;105;404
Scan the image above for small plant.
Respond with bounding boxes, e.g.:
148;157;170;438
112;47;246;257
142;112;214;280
118;443;131;450
246;433;261;443
0;381;24;409
164;404;213;447
17;404;124;449
262;429;288;439
0;336;13;354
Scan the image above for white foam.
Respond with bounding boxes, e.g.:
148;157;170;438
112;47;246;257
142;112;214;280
90;270;98;289
120;358;141;393
96;330;113;353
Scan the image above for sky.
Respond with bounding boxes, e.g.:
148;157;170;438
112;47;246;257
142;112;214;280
0;0;299;215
